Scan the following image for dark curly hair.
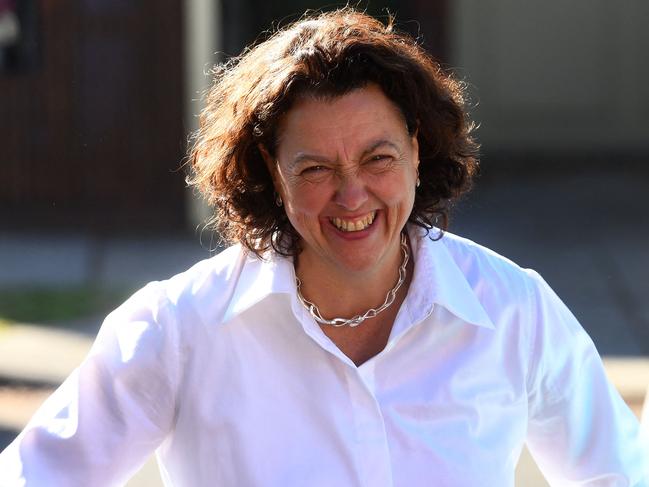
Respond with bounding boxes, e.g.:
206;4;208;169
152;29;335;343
189;8;479;257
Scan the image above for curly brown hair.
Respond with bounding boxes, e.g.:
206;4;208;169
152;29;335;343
188;8;479;257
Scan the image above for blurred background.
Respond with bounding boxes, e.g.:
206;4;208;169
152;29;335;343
1;0;648;485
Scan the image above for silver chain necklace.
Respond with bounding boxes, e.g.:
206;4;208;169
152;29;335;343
295;233;409;327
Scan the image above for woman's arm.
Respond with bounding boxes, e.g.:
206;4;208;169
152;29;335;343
0;282;179;486
525;270;648;485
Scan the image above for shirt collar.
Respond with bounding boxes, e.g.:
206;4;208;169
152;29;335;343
221;228;495;331
222;249;296;323
406;225;495;330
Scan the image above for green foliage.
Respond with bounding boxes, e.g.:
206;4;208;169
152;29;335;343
0;286;132;326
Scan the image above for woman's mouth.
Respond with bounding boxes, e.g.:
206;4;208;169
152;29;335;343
329;211;376;232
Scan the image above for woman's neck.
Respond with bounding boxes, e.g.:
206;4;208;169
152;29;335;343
294;237;410;321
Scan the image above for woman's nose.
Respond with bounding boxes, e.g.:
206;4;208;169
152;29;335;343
333;172;368;211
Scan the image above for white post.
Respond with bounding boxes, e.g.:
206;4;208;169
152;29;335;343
184;0;221;229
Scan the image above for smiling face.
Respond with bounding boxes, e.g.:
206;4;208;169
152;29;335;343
266;84;419;281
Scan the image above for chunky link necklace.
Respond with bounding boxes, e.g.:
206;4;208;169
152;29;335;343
295;233;409;327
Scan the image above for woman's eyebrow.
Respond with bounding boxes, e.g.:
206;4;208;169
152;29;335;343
289;139;401;169
288;153;333;170
360;139;401;159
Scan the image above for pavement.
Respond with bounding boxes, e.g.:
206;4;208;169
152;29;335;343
1;167;648;485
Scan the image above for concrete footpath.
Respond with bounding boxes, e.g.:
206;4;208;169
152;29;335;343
1;169;648;484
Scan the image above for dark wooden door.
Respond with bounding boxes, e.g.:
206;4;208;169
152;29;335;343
0;0;185;231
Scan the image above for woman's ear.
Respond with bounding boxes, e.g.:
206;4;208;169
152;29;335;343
411;127;419;168
259;144;282;194
258;144;274;173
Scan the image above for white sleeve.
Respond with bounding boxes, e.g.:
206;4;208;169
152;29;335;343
524;270;648;486
0;282;180;487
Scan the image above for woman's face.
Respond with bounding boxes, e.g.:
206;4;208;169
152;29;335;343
267;84;419;279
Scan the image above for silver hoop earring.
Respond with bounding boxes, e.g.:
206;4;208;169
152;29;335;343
416;177;421;188
275;194;283;207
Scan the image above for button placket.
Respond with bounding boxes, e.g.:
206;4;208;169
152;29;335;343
291;296;357;366
347;361;394;487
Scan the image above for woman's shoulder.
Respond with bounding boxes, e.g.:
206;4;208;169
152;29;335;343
164;244;249;298
419;229;550;320
430;230;576;332
433;230;538;286
104;244;256;329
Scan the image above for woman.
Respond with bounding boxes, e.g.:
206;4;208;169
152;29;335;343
0;8;646;486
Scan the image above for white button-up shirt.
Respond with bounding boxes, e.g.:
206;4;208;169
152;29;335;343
1;227;647;486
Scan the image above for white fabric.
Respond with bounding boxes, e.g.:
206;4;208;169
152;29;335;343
0;227;647;486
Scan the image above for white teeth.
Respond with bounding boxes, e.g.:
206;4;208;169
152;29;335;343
330;212;376;232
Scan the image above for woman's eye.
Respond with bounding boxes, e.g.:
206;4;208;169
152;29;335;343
300;166;329;176
366;155;393;170
299;165;332;182
372;154;393;162
302;165;328;174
